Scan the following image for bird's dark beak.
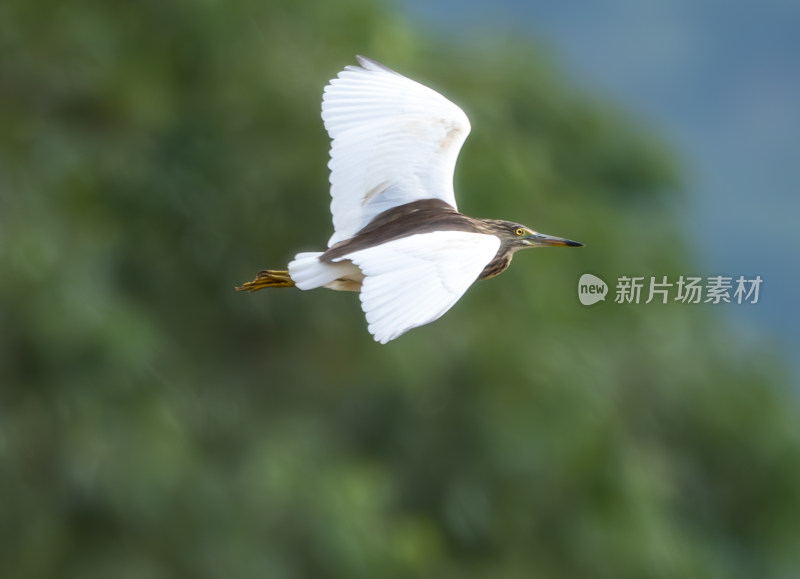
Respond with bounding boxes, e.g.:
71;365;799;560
525;231;583;247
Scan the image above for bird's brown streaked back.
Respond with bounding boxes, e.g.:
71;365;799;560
321;199;480;262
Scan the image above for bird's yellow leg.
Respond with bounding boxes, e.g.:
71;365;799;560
236;269;295;291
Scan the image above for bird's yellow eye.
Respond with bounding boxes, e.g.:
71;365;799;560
514;227;525;237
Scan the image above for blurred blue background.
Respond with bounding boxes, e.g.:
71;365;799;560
402;0;800;373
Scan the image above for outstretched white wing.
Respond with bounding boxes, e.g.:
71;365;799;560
334;231;500;344
322;56;471;247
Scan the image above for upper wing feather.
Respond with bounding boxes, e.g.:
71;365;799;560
334;231;500;344
322;56;471;246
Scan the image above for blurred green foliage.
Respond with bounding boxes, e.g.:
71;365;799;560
1;0;799;577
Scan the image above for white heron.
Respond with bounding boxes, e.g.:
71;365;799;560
238;56;581;343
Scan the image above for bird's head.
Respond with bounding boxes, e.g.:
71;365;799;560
491;220;583;253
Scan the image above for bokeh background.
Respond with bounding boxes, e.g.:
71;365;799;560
2;0;799;577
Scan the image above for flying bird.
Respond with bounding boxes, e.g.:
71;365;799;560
238;56;582;344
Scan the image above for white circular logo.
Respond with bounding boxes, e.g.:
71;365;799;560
578;274;608;305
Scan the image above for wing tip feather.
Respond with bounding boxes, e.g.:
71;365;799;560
355;55;401;75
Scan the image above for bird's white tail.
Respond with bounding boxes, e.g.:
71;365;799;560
289;252;361;291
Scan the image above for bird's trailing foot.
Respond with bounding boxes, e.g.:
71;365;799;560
236;269;295;292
